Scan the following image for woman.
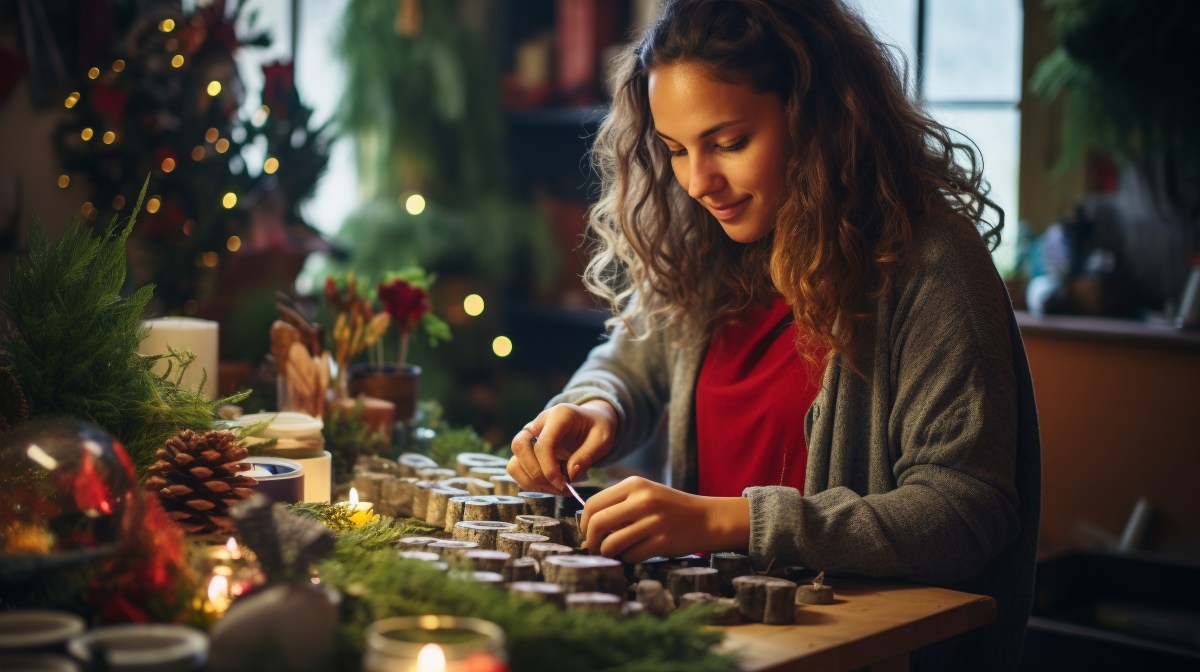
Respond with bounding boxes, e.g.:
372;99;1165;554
507;1;1040;668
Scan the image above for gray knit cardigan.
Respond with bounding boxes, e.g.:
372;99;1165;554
549;217;1041;671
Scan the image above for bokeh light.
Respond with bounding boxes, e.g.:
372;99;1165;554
492;336;513;358
463;294;485;317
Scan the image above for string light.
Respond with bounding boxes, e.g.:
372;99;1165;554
214;138;230;154
226;236;242;252
182;219;196;236
162;157;176;173
87;67;100;80
112;195;126;210
405;193;426;215
159;18;176;32
263;157;279;174
146;196;162;214
201;252;219;268
207;81;222;96
80;202;95;218
463;294;485;317
222;193;237;209
192;146;205;161
171;54;185;68
64;92;79;108
57;175;70;189
205;128;219;143
112;59;125;73
492;336;513;358
102;131;116;144
81;128;94;141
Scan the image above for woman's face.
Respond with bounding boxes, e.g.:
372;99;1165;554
648;61;789;244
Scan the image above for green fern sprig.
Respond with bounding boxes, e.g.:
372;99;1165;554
0;180;246;474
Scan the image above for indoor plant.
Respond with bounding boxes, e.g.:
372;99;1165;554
345;268;450;422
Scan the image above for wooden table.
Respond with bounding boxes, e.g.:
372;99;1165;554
716;580;996;671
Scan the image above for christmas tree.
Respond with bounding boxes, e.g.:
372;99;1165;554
52;1;329;316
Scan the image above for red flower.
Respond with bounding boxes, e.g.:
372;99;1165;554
261;61;295;110
378;279;429;333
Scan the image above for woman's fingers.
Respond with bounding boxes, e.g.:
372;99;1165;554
508;416;557;493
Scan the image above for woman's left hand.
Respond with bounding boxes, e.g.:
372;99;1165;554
580;476;750;564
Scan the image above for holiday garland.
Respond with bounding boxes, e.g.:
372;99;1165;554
291;503;735;671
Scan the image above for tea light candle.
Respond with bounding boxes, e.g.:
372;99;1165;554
342;487;377;527
363;615;506;672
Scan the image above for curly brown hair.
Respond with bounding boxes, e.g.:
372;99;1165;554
584;0;1002;375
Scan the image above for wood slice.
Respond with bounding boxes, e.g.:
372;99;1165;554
425;487;470;528
515;515;563;544
763;578;798;624
502;557;538;583
463;549;511;573
397;453;438;477
462;498;498;522
509;581;565;608
489;474;520;497
527;542;573;564
544;555;625;595
710;552;754;597
565;592;623;615
381;476;419;518
444;495;476;529
707;598;742;625
438;476;495;497
456;452;510;476
396;536;440;551
679;591;717;609
351;472;388;504
496;532;549;559
733;575;796;624
667;567;719;604
426;540;478;558
519;491;555;517
467;466;509;481
635;579;675;616
398;550;440;563
450;570;505;586
410;480;437;520
453;520;517;550
624;601;644;616
634;557;672;584
486;495;526;522
357;455;401;475
417;467;456;481
560;511;583;549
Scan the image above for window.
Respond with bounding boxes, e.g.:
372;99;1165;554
853;0;1023;273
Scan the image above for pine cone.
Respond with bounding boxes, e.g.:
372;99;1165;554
145;429;256;538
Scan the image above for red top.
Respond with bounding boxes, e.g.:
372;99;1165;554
696;297;819;497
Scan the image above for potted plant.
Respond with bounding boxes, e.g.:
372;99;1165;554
323;272;390;400
342;268;450;422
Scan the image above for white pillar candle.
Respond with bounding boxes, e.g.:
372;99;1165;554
139;317;219;400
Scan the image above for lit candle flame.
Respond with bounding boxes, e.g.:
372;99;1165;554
349;487;360;505
207;573;230;613
225;536;241;560
415;643;446;672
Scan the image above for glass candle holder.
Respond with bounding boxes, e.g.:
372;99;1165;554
363;615;506;672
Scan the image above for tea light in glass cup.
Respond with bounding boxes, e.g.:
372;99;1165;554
341;487;377;526
363;615;506;672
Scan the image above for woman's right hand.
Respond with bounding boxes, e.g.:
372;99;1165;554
507;399;618;495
